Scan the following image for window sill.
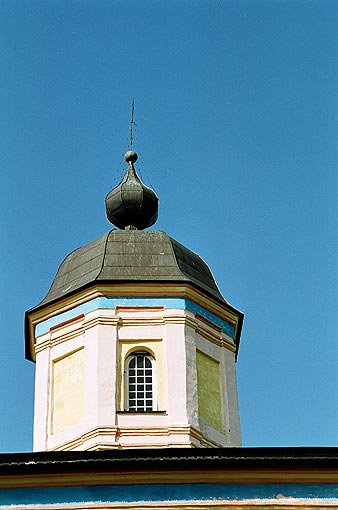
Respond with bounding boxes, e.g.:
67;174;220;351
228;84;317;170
117;411;167;415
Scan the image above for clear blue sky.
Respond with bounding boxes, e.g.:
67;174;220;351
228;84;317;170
0;0;337;452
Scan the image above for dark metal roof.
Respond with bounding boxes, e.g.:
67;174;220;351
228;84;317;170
0;447;337;476
36;230;228;308
25;229;244;362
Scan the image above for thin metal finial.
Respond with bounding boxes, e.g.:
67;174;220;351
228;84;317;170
129;99;136;148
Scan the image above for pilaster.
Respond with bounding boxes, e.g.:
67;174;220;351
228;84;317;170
33;343;50;451
164;314;188;426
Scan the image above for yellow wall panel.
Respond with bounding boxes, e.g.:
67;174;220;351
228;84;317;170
196;350;224;432
52;348;84;434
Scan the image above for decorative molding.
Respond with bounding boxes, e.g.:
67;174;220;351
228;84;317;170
34;337;51;355
34;307;236;358
195;325;222;348
116;305;165;312
34;296;235;339
82;315;121;331
51;427;119;451
47;424;224;452
49;314;84;333
27;283;241;360
195;313;223;332
186;316;236;353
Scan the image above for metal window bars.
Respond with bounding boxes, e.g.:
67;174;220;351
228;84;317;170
128;353;153;411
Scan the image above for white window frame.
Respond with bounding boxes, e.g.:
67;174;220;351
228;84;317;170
124;351;157;412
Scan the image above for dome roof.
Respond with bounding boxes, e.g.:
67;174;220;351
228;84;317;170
36;230;227;307
105;151;158;230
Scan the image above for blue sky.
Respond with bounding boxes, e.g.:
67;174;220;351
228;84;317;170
0;0;337;452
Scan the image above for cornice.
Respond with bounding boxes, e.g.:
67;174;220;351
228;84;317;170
27;283;242;361
34;309;236;357
28;283;239;326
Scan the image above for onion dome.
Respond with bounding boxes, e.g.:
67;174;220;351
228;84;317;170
105;151;158;230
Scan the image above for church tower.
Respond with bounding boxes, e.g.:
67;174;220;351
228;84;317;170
25;148;243;451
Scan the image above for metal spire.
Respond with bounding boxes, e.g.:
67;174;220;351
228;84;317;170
129;99;136;148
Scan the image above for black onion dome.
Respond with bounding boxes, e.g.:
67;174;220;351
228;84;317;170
105;151;158;230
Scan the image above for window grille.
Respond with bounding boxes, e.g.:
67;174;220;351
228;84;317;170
126;352;154;411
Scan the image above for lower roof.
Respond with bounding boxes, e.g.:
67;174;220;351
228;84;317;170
0;447;337;487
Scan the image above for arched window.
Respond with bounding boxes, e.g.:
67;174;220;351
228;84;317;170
125;352;156;412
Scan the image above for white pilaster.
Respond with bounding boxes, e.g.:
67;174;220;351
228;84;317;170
164;318;188;425
33;342;50;451
223;347;242;445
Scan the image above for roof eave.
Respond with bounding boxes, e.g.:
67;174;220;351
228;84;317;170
25;279;244;362
0;447;337;486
